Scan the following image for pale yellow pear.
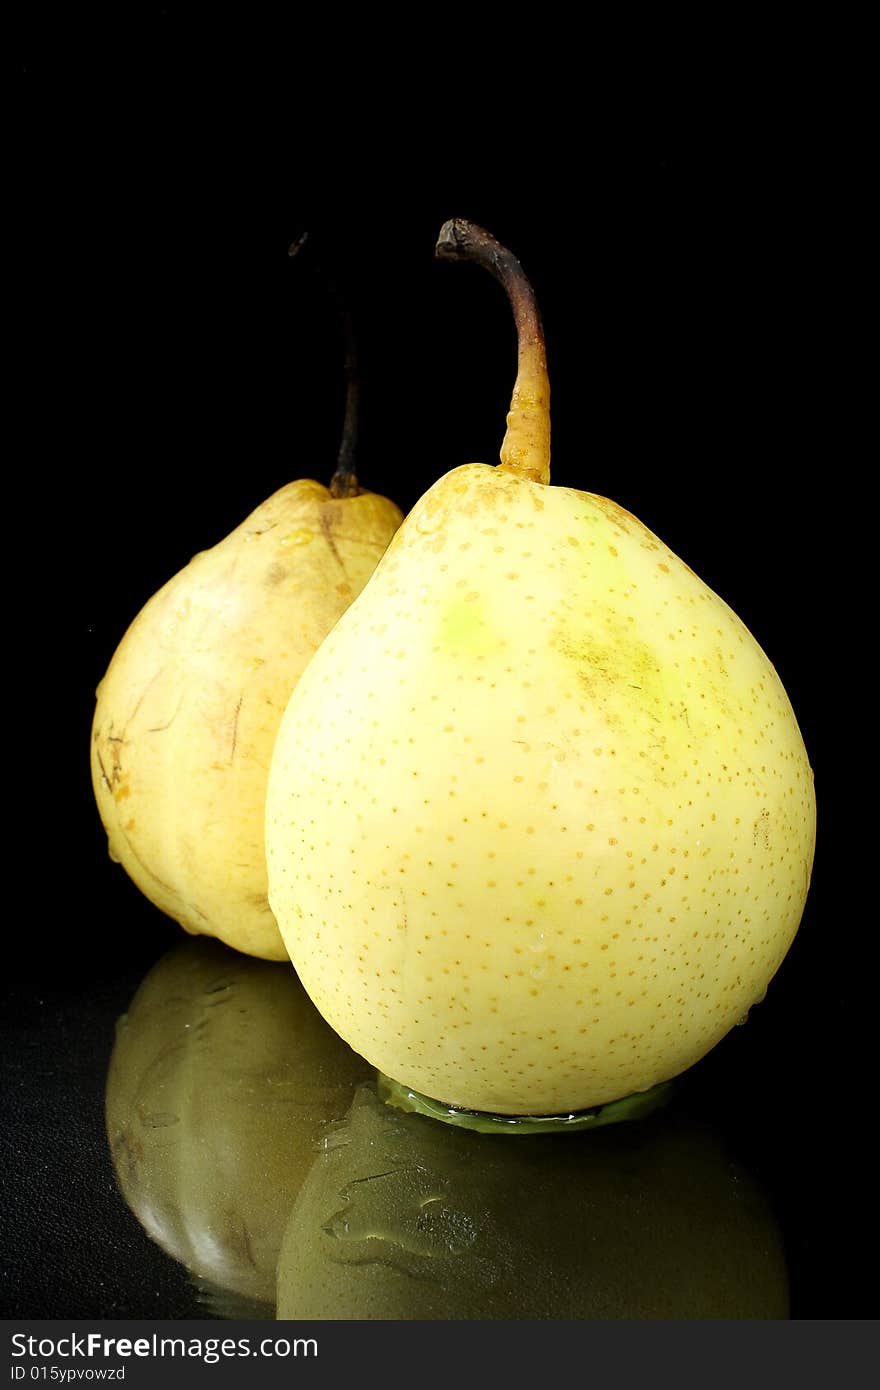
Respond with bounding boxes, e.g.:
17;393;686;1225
265;221;816;1110
92;479;403;959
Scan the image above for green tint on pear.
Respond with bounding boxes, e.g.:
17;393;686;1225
265;220;816;1117
377;1072;673;1133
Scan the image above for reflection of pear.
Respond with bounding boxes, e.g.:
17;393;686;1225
105;938;371;1308
277;1082;789;1320
266;220;816;1110
92;474;402;959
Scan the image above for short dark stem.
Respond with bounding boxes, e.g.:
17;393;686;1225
289;233;361;498
330;302;361;498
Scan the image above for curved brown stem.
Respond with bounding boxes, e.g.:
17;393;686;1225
436;219;551;485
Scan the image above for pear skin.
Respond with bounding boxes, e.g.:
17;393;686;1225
92;479;403;960
265;464;815;1109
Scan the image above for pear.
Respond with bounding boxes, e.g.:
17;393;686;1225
265;220;816;1113
91;259;404;959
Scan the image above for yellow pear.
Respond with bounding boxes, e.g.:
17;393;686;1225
91;253;403;960
265;220;816;1111
92;478;402;959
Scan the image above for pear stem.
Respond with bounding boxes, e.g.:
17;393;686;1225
289;233;361;499
330;299;361;498
436;219;551;486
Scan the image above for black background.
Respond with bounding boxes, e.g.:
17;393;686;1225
6;10;870;1321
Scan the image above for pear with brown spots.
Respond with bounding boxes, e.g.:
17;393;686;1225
92;477;403;961
265;221;816;1110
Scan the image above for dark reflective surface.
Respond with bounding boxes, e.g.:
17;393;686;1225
3;902;868;1320
278;1081;789;1320
104;940;370;1312
102;948;795;1320
9;32;864;1321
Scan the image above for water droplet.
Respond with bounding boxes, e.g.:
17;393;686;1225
321;1169;477;1257
320;1120;352;1153
144;1111;180;1129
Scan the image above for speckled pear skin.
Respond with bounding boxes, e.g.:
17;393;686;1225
92;479;403;961
265;463;816;1113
